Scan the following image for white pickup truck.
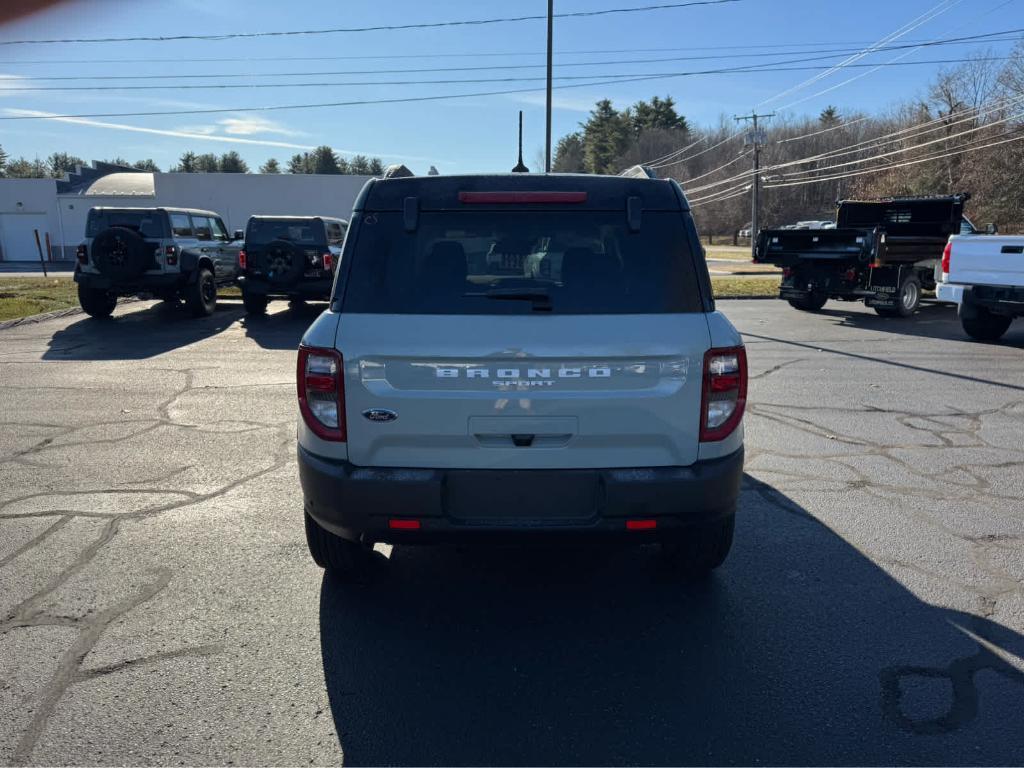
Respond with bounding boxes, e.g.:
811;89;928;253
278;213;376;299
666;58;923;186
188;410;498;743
937;234;1024;341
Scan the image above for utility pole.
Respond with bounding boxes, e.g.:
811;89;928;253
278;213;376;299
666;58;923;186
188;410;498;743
734;111;774;256
545;0;554;172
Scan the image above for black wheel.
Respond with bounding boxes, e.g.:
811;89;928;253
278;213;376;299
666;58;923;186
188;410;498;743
962;308;1012;342
875;274;921;318
787;292;827;312
659;512;735;580
90;226;153;282
304;509;371;580
77;283;117;319
184;267;217;317
242;289;269;315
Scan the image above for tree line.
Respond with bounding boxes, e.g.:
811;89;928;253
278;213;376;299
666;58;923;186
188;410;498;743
0;145;384;178
554;43;1024;234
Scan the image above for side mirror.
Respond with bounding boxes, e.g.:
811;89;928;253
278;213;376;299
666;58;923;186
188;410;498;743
985;223;998;235
233;230;244;241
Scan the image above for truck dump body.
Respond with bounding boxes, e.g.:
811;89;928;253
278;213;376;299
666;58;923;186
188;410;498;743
754;194;970;317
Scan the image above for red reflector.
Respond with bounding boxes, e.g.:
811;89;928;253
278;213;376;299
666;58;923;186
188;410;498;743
626;519;657;531
238;249;247;270
322;252;333;271
458;191;587;204
305;374;335;391
389;519;421;530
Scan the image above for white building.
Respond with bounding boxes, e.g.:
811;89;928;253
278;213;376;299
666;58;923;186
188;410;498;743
0;163;371;262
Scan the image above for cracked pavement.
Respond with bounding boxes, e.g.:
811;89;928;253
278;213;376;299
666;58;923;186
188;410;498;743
1;299;1022;765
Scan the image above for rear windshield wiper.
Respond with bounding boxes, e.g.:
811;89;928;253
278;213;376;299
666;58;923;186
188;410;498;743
466;288;554;311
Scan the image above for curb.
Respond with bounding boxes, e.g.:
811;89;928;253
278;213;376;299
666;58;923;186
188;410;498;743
0;296;144;331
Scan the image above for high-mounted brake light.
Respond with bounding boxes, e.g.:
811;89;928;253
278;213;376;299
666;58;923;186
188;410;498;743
626;519;657;531
389;519;421;530
297;346;346;441
322;252;333;272
238;249;247;270
76;244;88;265
941;241;952;276
458;191;587;204
700;346;747;442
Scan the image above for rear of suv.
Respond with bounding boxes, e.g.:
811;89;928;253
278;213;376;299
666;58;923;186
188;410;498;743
75;207;241;318
237;216;347;314
297;173;746;579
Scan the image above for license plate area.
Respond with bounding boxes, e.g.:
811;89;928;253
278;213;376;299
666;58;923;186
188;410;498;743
444;470;600;526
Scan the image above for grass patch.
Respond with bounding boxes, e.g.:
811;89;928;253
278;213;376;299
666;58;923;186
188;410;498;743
704;245;753;261
711;276;780;298
0;277;78;321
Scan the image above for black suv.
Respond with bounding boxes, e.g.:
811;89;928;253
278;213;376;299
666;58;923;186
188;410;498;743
237;216;348;314
75;207;243;318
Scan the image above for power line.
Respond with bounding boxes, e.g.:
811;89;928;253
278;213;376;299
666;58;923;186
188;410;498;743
0;0;744;46
1;56;1012;93
0;27;1018;66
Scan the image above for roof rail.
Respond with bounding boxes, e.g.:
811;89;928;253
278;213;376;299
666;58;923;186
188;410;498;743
619;165;658;180
382;164;415;179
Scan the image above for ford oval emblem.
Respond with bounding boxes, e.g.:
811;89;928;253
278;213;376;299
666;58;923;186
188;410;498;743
363;408;397;423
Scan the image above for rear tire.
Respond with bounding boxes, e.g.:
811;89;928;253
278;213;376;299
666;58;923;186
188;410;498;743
304;509;371;580
184;267;217;317
660;512;735;580
242;289;268;315
875;274;921;318
962;308;1012;342
787;292;827;312
77;283;117;319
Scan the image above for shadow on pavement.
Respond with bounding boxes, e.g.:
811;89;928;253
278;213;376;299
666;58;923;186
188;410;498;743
240;301;327;350
43;300;241;361
319;476;1024;766
806;302;1024;349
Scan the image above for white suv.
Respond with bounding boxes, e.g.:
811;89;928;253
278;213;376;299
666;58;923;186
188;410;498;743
296;173;747;579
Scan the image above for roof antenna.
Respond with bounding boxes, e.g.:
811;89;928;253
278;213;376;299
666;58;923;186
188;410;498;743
512;110;529;173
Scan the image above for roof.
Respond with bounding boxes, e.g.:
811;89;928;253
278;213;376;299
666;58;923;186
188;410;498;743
357;173;685;212
88;206;222;217
248;215;348;223
82;172;155;197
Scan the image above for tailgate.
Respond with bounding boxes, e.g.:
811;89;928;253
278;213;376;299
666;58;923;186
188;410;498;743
756;228;874;265
949;235;1024;287
339;314;710;470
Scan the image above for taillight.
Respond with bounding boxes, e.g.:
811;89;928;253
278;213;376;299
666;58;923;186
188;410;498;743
941;241;952;276
782;267;793;278
165;245;178;266
76;244;87;265
238;249;247;270
700;346;747;442
297;346;346;441
322;252;333;272
843;267;858;282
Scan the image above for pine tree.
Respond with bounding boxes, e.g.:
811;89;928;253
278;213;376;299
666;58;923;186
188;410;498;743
175;151;198;173
219;151;248;173
259;158;281;174
132;159;160;171
287;153;310;173
310;146;341;174
47;152;85;177
0;144;8;178
582;100;631;175
553;133;586;172
194;153;220;173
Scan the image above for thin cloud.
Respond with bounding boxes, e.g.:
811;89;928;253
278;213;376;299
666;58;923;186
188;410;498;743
3;109;316;149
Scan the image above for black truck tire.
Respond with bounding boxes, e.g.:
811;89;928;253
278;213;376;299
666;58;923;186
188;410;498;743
788;292;828;312
241;289;269;315
184;266;217;317
875;274;921;318
91;227;152;281
961;308;1012;342
304;510;371;579
261;239;306;286
77;283;117;318
660;512;735;579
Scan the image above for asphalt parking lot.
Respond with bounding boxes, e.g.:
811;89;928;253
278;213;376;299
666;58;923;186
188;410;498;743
1;298;1023;766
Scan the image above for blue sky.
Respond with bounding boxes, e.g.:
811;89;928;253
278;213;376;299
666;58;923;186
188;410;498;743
0;0;1020;173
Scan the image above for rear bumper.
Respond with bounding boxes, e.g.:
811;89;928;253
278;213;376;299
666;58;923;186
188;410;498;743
75;270;184;292
298;445;744;544
959;284;1024;317
936;282;963;305
238;274;333;299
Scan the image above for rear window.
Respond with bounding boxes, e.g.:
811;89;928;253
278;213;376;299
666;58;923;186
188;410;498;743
341;211;703;314
246;219;325;246
86;210;167;239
